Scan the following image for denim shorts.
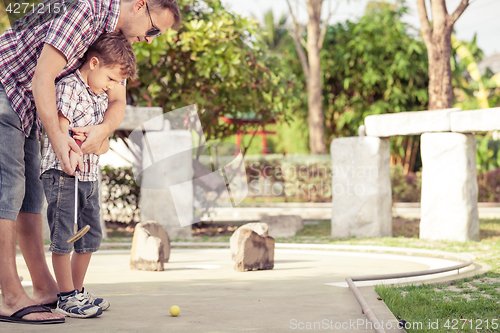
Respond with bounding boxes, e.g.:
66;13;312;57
0;84;44;220
41;169;102;254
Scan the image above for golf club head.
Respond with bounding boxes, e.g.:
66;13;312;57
67;225;90;244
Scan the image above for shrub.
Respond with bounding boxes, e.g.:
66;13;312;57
101;166;140;223
390;164;422;202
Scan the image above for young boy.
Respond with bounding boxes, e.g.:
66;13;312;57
40;31;137;318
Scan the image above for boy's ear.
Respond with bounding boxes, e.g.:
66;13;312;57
89;56;100;70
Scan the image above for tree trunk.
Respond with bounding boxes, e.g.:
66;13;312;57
306;0;326;154
416;0;469;110
427;29;454;109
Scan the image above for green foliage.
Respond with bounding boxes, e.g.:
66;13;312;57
127;0;300;146
321;1;429;139
257;10;293;53
451;34;500;110
0;2;10;34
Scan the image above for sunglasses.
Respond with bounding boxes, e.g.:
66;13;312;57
145;2;161;37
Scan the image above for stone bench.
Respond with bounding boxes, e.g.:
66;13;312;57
331;107;486;242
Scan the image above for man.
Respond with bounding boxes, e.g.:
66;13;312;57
0;0;181;324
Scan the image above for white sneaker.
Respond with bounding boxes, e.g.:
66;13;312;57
55;290;102;318
81;288;110;311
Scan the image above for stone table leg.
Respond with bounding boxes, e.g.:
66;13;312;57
330;137;392;239
420;132;479;242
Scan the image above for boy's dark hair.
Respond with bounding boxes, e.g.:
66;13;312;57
85;31;138;80
149;0;182;30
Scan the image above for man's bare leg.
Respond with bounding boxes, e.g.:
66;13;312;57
0;218;62;320
16;212;61;305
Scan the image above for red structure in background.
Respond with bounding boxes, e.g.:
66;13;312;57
219;116;276;155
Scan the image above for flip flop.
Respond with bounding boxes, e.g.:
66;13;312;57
42;301;58;309
0;305;65;325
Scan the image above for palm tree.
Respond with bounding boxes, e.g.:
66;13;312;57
259;10;293;53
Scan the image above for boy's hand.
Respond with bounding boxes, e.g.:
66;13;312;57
69;149;83;174
50;131;82;175
71;124;108;155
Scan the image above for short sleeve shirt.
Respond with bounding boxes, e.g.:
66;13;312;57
0;0;120;138
40;70;108;181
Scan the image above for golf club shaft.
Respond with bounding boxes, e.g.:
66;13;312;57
74;170;78;230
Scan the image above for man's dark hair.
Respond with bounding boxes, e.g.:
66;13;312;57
85;31;138;80
150;0;182;30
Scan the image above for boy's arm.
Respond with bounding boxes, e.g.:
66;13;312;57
58;111;84;171
71;85;126;155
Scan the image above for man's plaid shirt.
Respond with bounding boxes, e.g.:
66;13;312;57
0;0;119;138
41;70;107;181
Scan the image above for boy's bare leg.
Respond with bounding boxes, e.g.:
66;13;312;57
0;218;63;320
52;254;75;293
71;253;92;291
16;212;60;305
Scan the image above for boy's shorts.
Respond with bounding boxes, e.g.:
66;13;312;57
0;84;44;221
41;169;102;254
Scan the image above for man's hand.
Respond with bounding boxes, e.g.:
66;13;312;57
71;124;108;154
49;131;83;175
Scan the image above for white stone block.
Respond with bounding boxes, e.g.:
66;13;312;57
118;106;164;131
330;137;392;239
420;133;480;242
364;108;461;137
130;223;164;271
450;108;500;133
140;129;194;239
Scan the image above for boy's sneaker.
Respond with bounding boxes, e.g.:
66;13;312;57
81;287;110;311
55;290;103;318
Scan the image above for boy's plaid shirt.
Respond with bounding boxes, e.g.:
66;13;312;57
40;70;107;182
0;0;119;138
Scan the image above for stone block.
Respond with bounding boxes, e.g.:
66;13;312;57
230;222;269;260
420;133;480;242
260;215;303;238
450;108;500;133
141;221;171;262
364;108;461;137
130;222;164;271
330;137;392;239
118;106;164;131
140;128;194;239
231;228;274;272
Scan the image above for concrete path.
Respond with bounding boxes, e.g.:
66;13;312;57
0;246;488;333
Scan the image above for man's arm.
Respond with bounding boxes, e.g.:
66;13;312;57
71;84;126;155
96;137;110;155
33;44;82;175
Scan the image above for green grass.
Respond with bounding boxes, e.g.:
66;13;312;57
375;272;500;332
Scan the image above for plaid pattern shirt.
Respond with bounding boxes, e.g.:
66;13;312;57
40;70;108;181
0;0;120;138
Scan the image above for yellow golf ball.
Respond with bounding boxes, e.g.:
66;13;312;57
170;305;180;317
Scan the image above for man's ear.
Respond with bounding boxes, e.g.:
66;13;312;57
133;0;146;13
